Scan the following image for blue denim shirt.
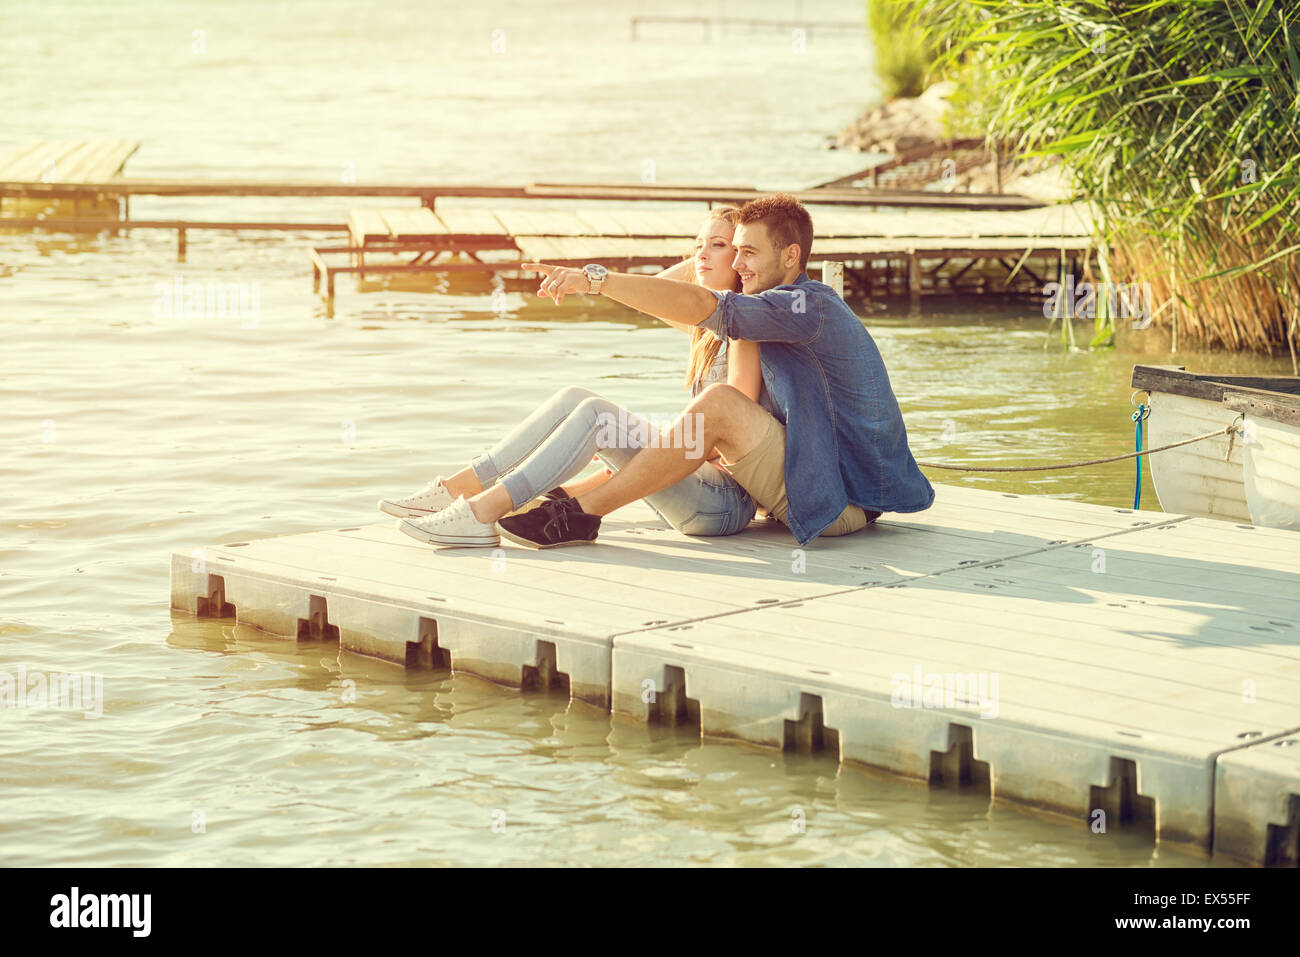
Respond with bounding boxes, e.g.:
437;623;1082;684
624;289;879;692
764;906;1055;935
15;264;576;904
701;272;934;545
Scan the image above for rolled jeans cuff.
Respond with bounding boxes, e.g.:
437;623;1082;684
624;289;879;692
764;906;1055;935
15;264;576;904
500;470;538;508
470;451;497;487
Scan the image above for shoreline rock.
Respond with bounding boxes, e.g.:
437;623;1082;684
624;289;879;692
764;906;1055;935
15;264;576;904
830;81;1072;200
833;82;955;154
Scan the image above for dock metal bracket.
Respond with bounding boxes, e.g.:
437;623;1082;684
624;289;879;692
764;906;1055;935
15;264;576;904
194;574;235;619
1265;793;1300;867
1090;756;1156;837
783;693;839;757
648;665;699;729
929;723;991;794
520;640;570;695
408;617;451;670
296;595;340;643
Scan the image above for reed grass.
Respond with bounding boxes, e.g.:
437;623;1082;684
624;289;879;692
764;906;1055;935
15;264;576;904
911;0;1300;365
867;0;938;98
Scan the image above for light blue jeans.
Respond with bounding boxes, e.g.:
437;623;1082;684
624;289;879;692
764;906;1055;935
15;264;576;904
469;386;757;536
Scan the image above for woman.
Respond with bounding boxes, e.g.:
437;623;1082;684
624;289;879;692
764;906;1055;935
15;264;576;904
378;206;770;539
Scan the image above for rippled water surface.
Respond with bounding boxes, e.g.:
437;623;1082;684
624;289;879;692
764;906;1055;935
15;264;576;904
3;0;1293;867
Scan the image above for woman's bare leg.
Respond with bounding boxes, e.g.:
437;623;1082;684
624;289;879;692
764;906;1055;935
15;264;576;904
440;467;484;500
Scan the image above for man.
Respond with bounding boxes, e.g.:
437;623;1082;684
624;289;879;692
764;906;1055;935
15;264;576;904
412;193;934;548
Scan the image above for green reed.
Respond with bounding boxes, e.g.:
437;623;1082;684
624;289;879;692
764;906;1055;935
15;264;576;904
867;0;939;98
907;0;1300;363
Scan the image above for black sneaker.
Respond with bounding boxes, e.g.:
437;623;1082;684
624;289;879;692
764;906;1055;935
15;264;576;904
497;496;600;549
501;485;572;520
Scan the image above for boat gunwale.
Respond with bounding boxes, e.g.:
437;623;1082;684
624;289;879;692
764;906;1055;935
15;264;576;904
1131;364;1300;406
1222;390;1300;429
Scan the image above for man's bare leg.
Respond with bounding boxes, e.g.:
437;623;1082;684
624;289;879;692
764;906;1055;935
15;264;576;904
561;468;612;498
575;384;772;518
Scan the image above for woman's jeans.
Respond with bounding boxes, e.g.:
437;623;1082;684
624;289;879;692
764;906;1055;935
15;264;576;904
469;386;757;536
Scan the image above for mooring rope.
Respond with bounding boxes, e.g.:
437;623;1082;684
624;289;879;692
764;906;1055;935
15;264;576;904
916;422;1242;473
1132;402;1151;508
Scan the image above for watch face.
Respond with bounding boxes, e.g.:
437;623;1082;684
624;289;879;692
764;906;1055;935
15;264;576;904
586;264;608;279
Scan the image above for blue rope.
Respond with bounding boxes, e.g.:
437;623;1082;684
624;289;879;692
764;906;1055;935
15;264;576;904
1131;403;1150;509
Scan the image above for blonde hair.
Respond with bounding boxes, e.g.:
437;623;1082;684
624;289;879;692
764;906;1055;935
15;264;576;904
683;206;743;391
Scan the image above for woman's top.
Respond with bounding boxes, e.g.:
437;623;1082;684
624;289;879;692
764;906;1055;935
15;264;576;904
691;337;780;416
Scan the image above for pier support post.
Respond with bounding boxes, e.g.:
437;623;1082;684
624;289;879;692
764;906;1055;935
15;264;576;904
821;261;844;298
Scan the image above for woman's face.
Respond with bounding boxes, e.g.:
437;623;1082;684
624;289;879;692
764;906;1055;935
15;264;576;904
693;219;739;291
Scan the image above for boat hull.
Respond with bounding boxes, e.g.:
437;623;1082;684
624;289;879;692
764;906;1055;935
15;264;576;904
1145;391;1251;523
1133;364;1300;529
1240;415;1300;530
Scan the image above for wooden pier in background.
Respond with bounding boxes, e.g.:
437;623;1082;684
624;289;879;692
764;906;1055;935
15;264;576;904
171;482;1300;866
629;14;863;41
0;140;1094;315
0;176;1046;210
0;139;139;219
309;200;1094;315
0;138;1046;213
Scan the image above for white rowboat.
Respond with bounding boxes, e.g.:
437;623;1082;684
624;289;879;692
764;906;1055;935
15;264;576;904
1130;365;1300;530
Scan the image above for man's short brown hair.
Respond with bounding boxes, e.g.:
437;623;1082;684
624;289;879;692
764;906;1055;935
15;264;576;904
738;193;814;271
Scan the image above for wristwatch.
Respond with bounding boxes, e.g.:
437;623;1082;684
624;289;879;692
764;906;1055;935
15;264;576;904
583;263;608;295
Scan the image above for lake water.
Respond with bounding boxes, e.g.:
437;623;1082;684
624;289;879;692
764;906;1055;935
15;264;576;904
2;0;1292;867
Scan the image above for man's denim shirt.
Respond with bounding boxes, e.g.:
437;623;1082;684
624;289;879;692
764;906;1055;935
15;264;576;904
701;272;934;545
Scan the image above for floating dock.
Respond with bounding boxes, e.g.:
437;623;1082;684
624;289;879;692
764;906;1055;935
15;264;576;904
169;483;1300;865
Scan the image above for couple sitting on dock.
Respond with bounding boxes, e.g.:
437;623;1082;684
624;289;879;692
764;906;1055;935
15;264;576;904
378;193;934;548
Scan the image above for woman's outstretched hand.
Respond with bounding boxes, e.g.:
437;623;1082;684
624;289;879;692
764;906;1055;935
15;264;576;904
521;262;590;304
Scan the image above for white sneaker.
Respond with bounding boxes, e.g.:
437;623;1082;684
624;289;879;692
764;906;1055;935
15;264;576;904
397;496;500;548
379;476;455;518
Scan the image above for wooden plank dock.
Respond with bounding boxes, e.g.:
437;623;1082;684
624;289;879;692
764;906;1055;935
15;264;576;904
0;140;1092;311
0;177;1047;211
629;14;863;41
0;142;1095;314
308;200;1095;313
816;138;997;191
169;482;1300;864
0;139;139;219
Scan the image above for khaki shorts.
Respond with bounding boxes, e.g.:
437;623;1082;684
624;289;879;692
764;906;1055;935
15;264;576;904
721;415;880;537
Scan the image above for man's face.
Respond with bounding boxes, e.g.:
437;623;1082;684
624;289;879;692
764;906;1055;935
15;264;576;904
730;222;796;294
